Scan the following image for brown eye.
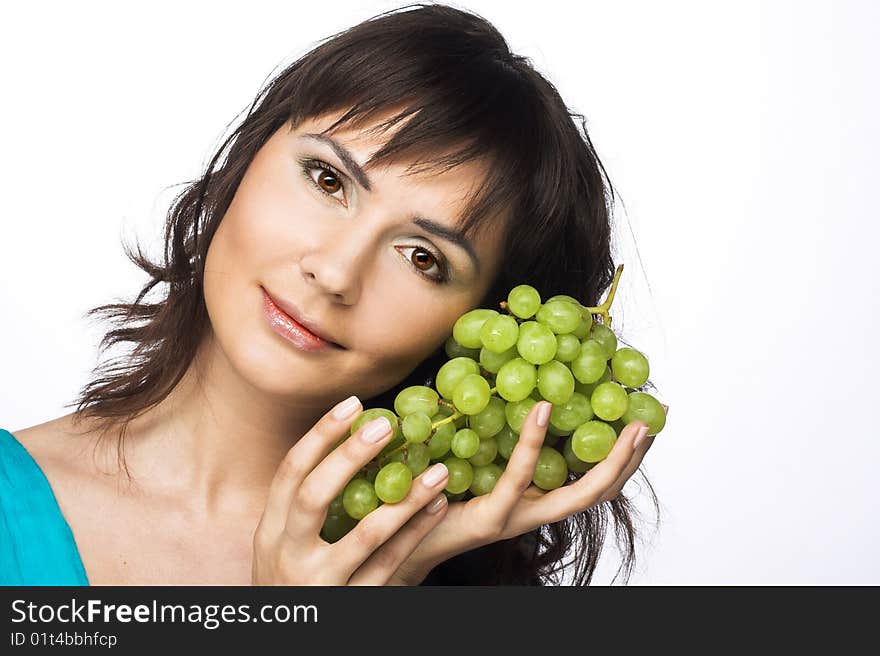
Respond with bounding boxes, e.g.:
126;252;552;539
396;245;449;284
411;248;436;271
316;170;342;194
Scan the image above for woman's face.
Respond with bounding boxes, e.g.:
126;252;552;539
202;110;506;405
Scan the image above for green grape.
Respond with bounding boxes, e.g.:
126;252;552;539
571;339;609;384
453;308;499;349
468;436;498;466
549;391;594;431
401;442;431;476
445;335;481;360
574;365;612;398
479;345;518;374
536;360;575;405
589;323;618;360
516;321;558;365
611;348;650;389
428;415;456;459
394;385;440;417
532;446;568;490
507;284;541;319
545;294;582;305
480;314;520;353
351;410;403;460
451;428;481;459
408;443;432;475
505;397;538;433
530;386;546;401
328;493;345;516
535;300;582;334
402;412;433;443
453;373;492;415
342;478;379;520
374;462;413;503
444;457;474;494
496;358;538;402
436;357;481;399
454;413;469;429
571;420;617;463
470;463;504;496
562;437;593;474
321;512;358;543
444;490;468;502
350;408;401;442
546;423;572;437
495;424;519;460
590;381;629;421
542;433;561;447
571;314;593;340
554;333;582;362
468;396;506;438
621;391;667;435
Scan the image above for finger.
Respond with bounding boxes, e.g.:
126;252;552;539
482;401;551;525
348;494;450;586
600;432;655;503
286;415;396;538
508;421;647;529
601;405;666;502
334;462;450;578
260;395;365;535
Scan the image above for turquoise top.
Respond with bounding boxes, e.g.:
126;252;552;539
0;428;89;585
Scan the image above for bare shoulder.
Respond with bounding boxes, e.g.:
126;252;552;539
9;413;109;481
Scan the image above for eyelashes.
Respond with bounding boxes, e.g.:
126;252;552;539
298;156;451;285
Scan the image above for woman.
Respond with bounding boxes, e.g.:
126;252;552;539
0;3;658;586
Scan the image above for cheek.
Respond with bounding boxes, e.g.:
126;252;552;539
351;288;469;376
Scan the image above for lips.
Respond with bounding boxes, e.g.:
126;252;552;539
261;287;344;350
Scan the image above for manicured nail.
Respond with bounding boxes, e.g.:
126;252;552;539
425;494;447;514
361;417;392;443
536;402;552;427
422;463;448;487
633;424;650;450
333;395;361;420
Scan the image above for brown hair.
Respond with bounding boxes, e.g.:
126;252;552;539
71;3;659;585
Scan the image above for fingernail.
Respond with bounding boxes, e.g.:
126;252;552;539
422;463;448;487
361;417;392;443
425;494;447;514
333;395;361;420
633;424;650;450
536;402;552;427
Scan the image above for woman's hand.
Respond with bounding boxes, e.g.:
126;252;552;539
251;396;452;585
386;402;657;586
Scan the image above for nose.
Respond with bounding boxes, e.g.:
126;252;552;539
297;226;369;305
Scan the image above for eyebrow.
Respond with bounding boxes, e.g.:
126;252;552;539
299;132;482;274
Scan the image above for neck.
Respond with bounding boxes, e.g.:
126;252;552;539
104;331;334;517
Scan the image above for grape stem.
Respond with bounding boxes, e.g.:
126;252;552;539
431;412;460;430
583;263;624;326
375;444;407;467
429;387;495;430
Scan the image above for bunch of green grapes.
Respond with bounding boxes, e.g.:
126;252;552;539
321;265;666;543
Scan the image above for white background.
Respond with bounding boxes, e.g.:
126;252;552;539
1;1;877;584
